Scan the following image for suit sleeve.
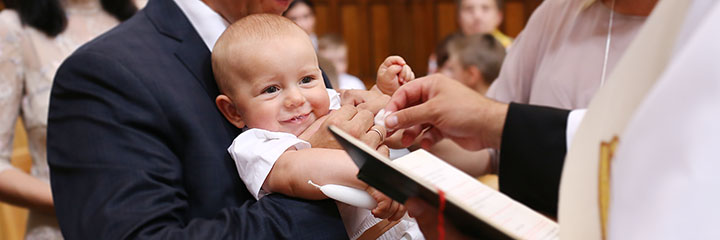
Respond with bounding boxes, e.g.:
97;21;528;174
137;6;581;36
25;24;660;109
48;52;347;239
497;102;569;217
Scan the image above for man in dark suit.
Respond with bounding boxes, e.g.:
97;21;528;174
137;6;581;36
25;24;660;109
48;0;378;238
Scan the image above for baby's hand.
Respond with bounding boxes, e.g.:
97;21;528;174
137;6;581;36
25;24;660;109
376;56;415;95
367;186;406;221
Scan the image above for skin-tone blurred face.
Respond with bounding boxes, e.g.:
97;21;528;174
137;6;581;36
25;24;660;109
440;55;471;87
202;0;292;23
458;0;502;35
441;55;488;94
284;2;316;35
318;45;348;74
222;32;330;136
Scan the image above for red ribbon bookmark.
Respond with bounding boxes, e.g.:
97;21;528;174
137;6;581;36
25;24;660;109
438;189;446;240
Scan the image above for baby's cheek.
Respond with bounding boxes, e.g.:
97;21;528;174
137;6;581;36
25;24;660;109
313;100;330;117
310;90;331;116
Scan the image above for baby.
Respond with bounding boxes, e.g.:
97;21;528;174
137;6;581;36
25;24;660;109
211;14;421;240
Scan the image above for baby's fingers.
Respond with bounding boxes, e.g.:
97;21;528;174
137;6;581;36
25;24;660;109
381;55;407;68
400;65;415;84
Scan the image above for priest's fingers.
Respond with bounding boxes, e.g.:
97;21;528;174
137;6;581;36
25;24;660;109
383;77;439;131
401;125;423;147
420;126;444;150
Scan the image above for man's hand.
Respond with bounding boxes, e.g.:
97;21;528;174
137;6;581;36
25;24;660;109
384;74;509;151
367;187;406;221
340;89;390;114
376;56;415;95
300;105;378;149
405;198;470;240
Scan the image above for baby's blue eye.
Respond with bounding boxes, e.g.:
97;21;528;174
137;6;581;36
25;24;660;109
300;76;313;84
263;86;279;94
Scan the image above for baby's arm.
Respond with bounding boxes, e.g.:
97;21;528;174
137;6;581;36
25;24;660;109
263;148;366;200
375;56;415;95
264;148;407;220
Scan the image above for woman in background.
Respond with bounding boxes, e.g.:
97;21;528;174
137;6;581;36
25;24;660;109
0;0;143;238
283;0;319;49
487;0;655;109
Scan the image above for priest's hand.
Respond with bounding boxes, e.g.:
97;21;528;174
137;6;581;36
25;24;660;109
383;74;509;151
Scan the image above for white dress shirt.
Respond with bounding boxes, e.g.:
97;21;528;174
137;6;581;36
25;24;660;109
174;0;229;51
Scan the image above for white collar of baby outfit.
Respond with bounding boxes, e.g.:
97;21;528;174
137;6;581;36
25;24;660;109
174;0;229;51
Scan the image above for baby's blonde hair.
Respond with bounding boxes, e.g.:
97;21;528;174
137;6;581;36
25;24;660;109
212;14;310;95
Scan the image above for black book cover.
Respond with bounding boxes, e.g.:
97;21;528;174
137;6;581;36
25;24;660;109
329;125;512;239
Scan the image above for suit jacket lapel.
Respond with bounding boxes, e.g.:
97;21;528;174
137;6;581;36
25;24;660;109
144;0;220;100
174;35;220;99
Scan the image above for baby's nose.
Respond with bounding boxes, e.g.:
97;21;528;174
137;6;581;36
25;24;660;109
284;88;306;107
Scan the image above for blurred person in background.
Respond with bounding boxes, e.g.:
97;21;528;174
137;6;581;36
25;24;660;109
0;0;143;238
441;33;506;95
429;34;506;182
428;0;510;74
318;33;367;90
487;0;655;109
457;0;512;48
283;0;319;49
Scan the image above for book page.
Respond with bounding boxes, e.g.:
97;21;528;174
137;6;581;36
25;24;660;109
393;150;559;240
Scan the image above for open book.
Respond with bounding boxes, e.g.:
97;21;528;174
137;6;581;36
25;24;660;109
329;125;559;240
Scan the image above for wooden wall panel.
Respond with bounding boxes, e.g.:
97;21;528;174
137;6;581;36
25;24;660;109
369;4;391;70
436;2;458;42
312;0;542;86
504;1;526;37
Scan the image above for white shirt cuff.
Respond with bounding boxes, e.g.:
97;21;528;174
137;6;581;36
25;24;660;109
227;129;311;200
566;109;587;150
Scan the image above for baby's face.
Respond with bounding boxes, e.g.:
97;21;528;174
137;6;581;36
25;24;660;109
229;35;329;136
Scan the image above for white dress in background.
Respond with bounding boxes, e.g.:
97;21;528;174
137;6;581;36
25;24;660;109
0;0;145;238
338;73;367;90
487;0;646;109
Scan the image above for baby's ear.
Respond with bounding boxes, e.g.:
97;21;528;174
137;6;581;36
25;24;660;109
216;95;245;129
467;66;484;88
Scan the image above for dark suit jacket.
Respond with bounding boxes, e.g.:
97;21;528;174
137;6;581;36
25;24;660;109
498;103;570;217
48;0;346;238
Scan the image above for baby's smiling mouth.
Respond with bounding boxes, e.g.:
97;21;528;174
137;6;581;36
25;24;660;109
283;113;310;124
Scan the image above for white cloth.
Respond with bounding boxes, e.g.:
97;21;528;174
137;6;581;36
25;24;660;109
338;73;367;90
609;1;720;239
173;0;229;51
566;109;587;149
228;89;422;239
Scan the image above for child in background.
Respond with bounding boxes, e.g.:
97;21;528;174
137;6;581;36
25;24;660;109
318;33;367;90
212;14;422;240
457;0;512;48
440;33;506;95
